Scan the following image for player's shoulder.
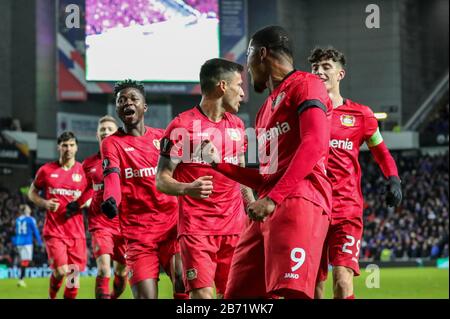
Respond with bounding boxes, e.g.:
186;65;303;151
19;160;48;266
165;108;197;132
146;126;165;139
38;161;58;173
224;112;245;127
293;70;323;86
73;161;85;171
26;216;36;223
175;108;198;124
287;71;327;96
345;99;375;117
101;130;123;147
83;152;100;166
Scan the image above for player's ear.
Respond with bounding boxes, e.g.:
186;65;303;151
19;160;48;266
144;103;148;112
260;47;268;62
218;80;227;94
338;68;346;81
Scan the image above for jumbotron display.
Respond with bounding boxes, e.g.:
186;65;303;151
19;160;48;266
85;0;219;82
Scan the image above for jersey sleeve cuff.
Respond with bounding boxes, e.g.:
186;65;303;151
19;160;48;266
267;192;283;206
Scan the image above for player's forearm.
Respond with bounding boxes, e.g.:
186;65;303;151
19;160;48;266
156;172;190;196
238;158;256;206
76;186;94;207
213;163;263;190
27;190;47;209
34;233;43;246
241;186;256;207
103;172;122;205
268;108;328;205
369;142;399;179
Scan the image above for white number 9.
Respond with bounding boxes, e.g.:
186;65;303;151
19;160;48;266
291;248;306;272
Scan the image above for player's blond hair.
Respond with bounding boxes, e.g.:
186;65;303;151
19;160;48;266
98;115;118;126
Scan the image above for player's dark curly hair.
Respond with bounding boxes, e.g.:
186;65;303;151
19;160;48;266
308;47;346;67
113;79;146;98
251;25;294;60
57;131;78;145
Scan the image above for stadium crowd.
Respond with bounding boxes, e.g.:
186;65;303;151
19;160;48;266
424;104;449;135
0;151;448;267
86;0;218;36
360;151;449;261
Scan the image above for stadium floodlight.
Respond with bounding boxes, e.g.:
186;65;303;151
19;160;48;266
374;112;388;120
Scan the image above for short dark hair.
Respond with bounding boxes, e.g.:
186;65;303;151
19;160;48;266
113;79;146;98
308;47;346;67
251;25;294;59
57;131;77;145
200;58;244;94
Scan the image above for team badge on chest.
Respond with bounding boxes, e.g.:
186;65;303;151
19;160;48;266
153;139;161;150
340;114;356;127
226;129;241;141
272;92;286;110
72;173;82;182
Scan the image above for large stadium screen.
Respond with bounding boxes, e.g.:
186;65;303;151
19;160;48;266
85;0;220;82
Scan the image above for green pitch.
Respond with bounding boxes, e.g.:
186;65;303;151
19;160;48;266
0;267;447;299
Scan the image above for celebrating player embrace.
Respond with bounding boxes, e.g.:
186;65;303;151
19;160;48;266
156;58;254;299
198;26;334;299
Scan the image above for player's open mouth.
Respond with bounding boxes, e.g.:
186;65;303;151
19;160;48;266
123;108;136;117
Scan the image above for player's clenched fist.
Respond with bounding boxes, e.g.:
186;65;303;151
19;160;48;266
196;140;220;165
386;176;402;207
101;197;118;219
45;198;60;212
247;197;276;222
184;176;214;198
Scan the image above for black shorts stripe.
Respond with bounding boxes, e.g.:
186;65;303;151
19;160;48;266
297;99;327;115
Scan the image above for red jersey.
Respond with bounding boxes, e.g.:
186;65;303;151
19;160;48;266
256;70;333;214
33;161;87;239
82;152;120;234
161;106;247;236
101;126;178;241
327;99;379;219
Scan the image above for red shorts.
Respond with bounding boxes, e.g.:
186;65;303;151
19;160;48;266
225;197;330;299
45;236;87;272
125;226;179;286
179;234;240;295
317;216;363;282
91;229;126;265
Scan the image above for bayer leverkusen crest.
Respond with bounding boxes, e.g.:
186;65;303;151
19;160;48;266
226;129;241;141
71;173;82;182
340;114;356;127
272;92;286;110
153;139;160;150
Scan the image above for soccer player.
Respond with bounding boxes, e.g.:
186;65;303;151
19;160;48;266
309;47;402;299
81;115;129;299
12;203;43;287
28;131;89;299
199;26;333;299
156;58;254;299
100;80;186;299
